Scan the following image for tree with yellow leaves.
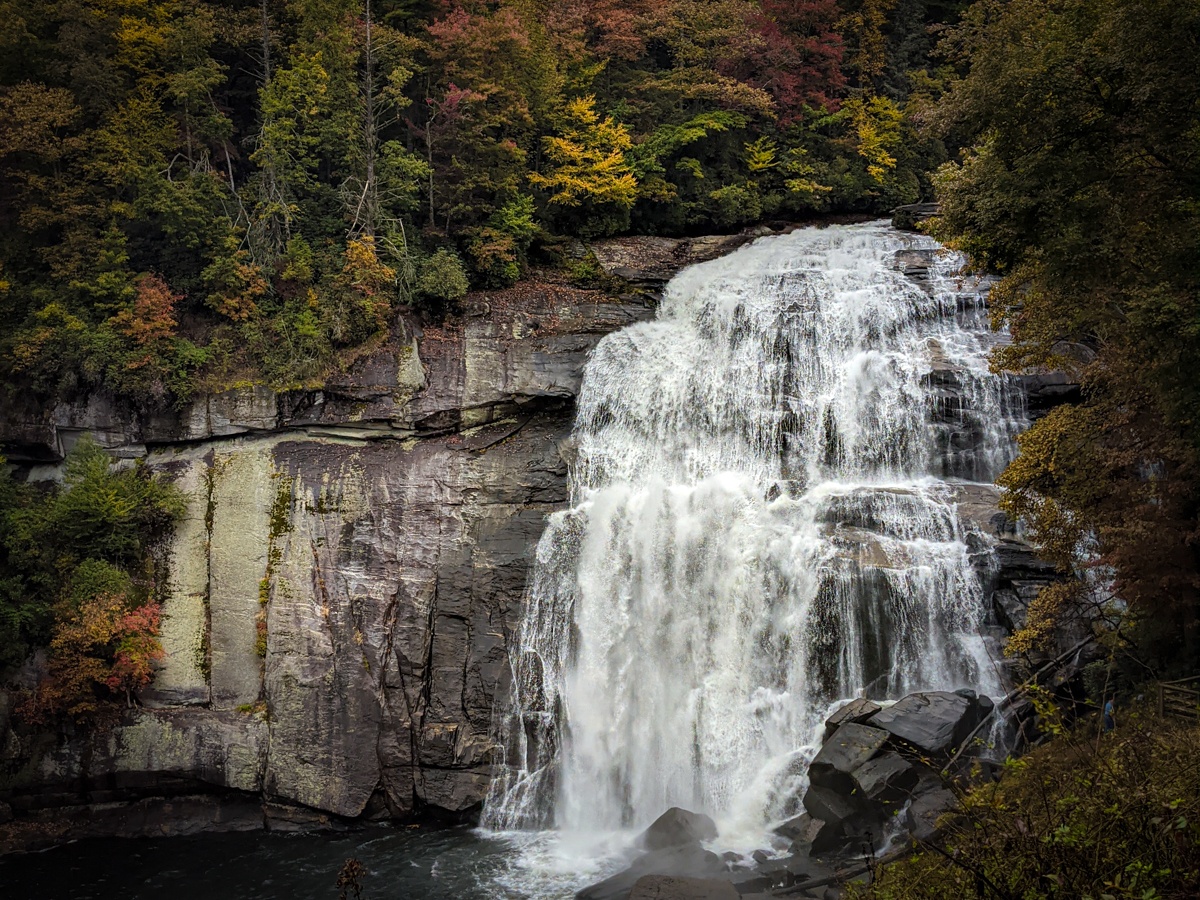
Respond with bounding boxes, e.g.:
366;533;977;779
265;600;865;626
530;95;636;237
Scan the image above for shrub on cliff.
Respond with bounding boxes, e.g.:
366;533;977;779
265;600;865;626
853;702;1200;900
0;437;183;720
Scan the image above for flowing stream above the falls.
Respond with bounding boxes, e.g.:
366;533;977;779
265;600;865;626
481;222;1026;884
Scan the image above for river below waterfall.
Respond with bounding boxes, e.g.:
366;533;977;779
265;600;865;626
0;826;639;899
1;223;1023;899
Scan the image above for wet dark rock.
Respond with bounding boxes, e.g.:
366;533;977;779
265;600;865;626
802;784;862;827
628;875;739;900
773;813;824;846
731;854;835;893
784;687;1006;860
991;588;1028;633
892;249;939;282
641;807;719;850
577;843;726;900
1015;372;1082;416
849;752;918;804
262;801;335;832
823;698;882;741
905;787;959;842
0;795;265;854
868;691;989;757
808;724;888;793
993;541;1059;582
809;818;869;857
892;203;940;231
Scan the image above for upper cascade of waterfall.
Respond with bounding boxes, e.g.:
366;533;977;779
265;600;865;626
483;222;1026;852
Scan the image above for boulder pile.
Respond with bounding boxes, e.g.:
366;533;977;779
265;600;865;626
782;689;993;859
574;689;998;900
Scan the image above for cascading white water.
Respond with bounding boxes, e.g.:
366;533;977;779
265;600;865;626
482;223;1025;855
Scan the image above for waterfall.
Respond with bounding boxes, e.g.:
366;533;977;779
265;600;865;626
482;222;1025;845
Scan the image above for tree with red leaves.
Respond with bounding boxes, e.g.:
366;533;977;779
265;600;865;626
722;0;845;123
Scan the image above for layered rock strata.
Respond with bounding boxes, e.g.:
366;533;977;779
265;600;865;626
0;280;656;846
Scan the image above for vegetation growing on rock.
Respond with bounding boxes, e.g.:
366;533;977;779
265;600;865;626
0;437;183;722
852;702;1200;900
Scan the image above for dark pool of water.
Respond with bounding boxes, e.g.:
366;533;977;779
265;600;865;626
0;825;517;900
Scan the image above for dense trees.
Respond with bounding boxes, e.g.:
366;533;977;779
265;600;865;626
0;0;963;407
931;0;1200;670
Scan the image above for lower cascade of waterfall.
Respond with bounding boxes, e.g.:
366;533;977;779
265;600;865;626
479;222;1026;895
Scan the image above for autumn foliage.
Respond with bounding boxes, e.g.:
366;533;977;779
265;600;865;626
1;438;182;724
0;0;960;405
933;0;1200;671
20;592;165;725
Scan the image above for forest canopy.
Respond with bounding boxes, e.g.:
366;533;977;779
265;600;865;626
0;0;966;407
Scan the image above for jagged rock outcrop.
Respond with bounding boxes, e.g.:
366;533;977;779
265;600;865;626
891;203;940;232
587;227;792;297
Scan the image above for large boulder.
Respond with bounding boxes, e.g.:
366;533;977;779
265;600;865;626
773;812;824;845
772;812;851;857
867;691;989;757
640;807;719;850
802;784;861;827
808;723;888;793
906;787;959;842
628;875;739;900
577;843;726;900
800;784;884;858
850;752;919;804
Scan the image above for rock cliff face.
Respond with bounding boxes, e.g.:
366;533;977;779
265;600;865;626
0;227;1073;849
0;278;659;839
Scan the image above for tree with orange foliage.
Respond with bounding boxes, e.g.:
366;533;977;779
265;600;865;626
21;588;165;723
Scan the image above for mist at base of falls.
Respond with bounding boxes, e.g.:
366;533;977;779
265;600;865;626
481;222;1026;890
